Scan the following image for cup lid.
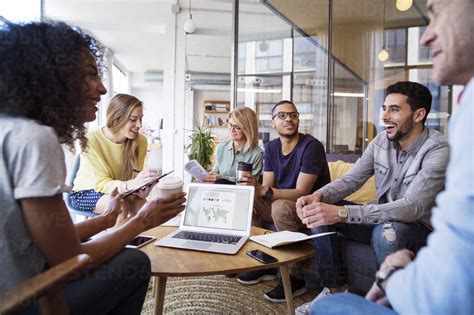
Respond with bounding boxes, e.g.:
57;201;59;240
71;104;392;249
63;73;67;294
158;176;183;189
237;162;252;171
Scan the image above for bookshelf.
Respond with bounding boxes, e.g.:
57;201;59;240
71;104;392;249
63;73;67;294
202;100;231;128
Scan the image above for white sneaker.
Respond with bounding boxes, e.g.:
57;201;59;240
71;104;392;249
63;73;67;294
295;287;347;315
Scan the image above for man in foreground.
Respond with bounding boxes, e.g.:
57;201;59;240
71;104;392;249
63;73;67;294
309;0;474;314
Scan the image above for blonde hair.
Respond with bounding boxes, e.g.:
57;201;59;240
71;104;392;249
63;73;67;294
229;107;259;151
105;93;143;180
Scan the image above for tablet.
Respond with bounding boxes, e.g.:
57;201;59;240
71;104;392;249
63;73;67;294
123;170;173;197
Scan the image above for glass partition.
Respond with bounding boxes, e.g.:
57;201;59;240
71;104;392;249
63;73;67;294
292;33;329;146
235;0;451;154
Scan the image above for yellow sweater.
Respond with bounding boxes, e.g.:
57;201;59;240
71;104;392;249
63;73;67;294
73;127;148;194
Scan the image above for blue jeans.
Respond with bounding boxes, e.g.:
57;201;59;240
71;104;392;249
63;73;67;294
311;221;431;288
22;248;151;315
310;293;398;315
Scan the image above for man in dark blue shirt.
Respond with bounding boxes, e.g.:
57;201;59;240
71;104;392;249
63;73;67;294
238;100;330;302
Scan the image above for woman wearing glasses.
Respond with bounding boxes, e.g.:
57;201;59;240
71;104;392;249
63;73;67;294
203;107;263;183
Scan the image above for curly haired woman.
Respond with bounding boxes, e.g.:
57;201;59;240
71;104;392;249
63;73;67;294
0;21;185;314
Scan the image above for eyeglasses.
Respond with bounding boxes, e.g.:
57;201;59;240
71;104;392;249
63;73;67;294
272;111;300;120
228;123;242;131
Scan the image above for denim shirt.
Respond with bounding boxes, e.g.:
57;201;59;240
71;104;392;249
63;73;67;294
212;139;263;182
386;77;474;315
318;127;449;227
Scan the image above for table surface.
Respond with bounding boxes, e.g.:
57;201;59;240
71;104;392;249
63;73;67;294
140;226;315;277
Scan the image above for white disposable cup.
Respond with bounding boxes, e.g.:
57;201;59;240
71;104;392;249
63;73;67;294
147;147;162;173
157;176;183;198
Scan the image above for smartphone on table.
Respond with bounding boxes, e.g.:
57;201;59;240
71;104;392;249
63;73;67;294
246;249;278;264
125;235;156;248
123;170;173;197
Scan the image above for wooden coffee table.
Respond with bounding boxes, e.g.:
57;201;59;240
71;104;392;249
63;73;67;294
140;226;314;315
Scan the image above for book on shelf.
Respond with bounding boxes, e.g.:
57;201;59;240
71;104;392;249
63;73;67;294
250;230;335;249
205;115;226;126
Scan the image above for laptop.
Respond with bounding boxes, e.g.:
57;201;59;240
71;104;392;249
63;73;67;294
155;183;255;254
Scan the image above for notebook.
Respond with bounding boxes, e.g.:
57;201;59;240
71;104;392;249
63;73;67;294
155;183;255;254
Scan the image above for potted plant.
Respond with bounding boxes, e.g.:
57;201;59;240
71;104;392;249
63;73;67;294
186;123;214;171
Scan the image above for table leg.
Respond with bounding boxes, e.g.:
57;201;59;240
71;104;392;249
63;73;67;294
153;276;167;315
279;264;295;315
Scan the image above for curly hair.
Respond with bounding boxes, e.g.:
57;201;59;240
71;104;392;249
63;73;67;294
0;20;105;150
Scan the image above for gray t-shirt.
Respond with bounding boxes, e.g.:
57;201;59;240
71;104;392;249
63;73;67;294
0;114;70;293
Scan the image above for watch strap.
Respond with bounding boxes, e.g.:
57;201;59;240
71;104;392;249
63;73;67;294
376;266;402;293
263;187;273;200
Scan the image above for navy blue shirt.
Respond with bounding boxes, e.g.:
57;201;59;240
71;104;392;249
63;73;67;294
263;133;330;193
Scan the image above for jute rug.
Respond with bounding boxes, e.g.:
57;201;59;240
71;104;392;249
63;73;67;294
141;275;318;314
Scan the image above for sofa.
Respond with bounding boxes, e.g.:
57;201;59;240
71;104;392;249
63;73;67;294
326;154;377;293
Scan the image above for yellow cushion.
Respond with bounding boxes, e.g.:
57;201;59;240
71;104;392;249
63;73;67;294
328;160;376;205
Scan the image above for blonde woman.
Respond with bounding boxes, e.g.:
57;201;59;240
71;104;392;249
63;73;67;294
204;107;263;183
72;93;158;214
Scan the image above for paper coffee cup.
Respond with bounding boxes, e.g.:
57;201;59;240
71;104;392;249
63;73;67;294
157;176;183;198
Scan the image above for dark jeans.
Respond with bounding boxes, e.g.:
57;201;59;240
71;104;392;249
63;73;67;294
311;221;431;288
23;248;151;315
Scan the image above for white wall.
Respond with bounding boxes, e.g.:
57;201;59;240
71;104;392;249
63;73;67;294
131;85;165;137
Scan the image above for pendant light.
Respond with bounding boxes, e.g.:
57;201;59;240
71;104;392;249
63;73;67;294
396;0;413;11
378;0;389;62
259;7;269;52
183;0;196;34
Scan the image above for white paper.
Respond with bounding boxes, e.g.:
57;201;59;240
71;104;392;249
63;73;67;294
184;160;209;181
250;230;336;248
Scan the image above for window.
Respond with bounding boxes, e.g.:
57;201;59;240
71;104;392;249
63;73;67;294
255;39;283;72
112;64;129;94
0;0;41;22
382;26;450;134
385;28;406;66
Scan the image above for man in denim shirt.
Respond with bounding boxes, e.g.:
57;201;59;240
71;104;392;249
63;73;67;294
295;81;449;304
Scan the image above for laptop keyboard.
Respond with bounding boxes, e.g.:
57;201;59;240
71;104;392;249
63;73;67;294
173;231;242;245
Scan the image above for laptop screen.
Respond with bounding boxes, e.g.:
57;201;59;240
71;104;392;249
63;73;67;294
183;185;251;231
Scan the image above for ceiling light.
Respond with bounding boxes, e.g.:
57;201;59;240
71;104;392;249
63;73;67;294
333;92;365;98
378;48;389;62
378;0;390;62
396;0;413;11
183;0;196;34
183;18;195;33
259;6;269;52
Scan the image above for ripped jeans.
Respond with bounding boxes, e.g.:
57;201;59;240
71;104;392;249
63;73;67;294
311;222;431;288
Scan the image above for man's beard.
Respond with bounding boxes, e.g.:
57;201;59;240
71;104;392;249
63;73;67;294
278;128;298;138
386;119;413;143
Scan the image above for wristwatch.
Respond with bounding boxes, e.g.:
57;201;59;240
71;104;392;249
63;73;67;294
375;266;401;293
263;187;274;200
338;206;348;221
